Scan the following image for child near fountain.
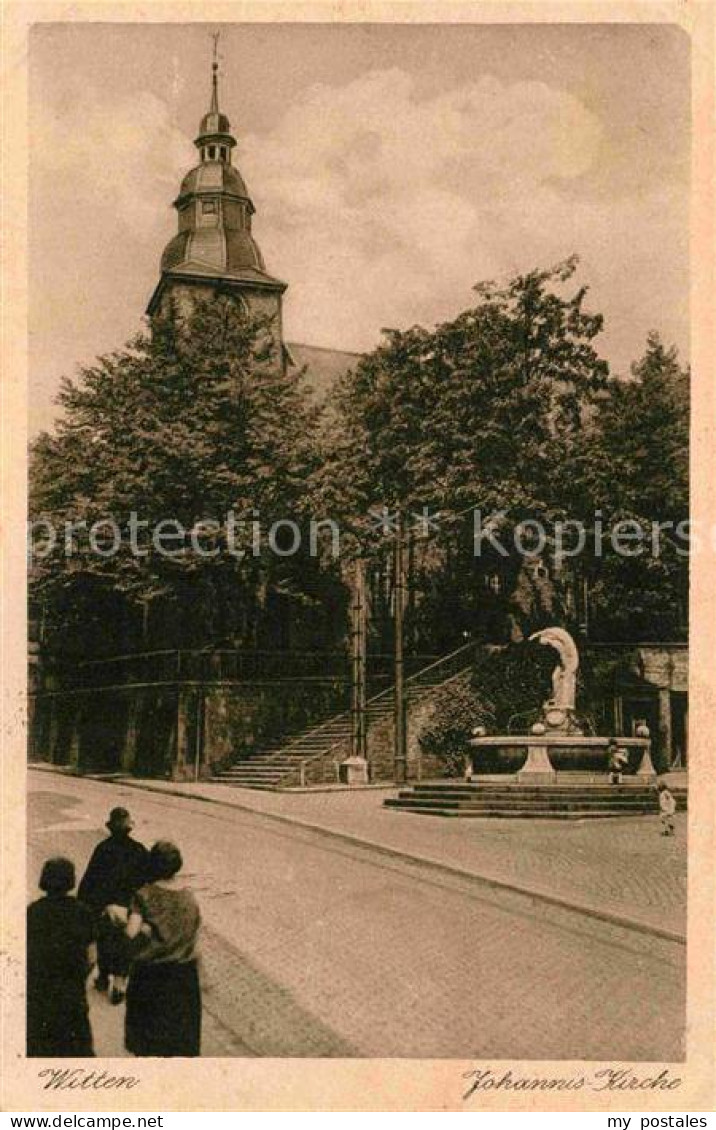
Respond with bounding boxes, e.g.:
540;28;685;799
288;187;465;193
607;740;629;785
658;782;677;836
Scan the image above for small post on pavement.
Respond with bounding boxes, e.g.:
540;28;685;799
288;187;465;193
394;512;407;784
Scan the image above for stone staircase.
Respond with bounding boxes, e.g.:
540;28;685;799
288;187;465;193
211;643;475;790
384;777;688;819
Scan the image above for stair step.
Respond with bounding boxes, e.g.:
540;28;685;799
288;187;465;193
385;773;685;818
384;807;642;820
390;794;656;806
385;804;656;815
408;786;655;795
221;761;299;770
220;766;302;774
218;767;290;776
409;788;656;799
220;768;301;776
212;651;475;790
217;771;288;780
217;766;290;775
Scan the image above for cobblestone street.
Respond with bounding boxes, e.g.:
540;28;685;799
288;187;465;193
87;773;687;936
27;770;686;1060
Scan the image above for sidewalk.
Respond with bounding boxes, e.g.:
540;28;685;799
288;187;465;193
31;765;686;941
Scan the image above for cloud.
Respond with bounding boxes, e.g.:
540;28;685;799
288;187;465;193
35;85;188;237
237;69;685;368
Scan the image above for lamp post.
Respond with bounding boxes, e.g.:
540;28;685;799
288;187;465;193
351;499;473;785
393;511;407;784
351;557;368;762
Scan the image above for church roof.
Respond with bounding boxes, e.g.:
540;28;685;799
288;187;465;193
160;222;270;277
146;262;287;317
286;343;363;401
177;162;251;205
198;109;232;138
147;50;366;394
164;262;286;288
152;55;281;300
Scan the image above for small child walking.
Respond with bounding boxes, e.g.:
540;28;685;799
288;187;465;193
658;782;677;836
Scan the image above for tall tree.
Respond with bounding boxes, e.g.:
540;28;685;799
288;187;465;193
321;257;609;649
30;296;338;654
575;332;690;641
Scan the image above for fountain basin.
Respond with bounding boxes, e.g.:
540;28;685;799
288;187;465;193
469;735;653;779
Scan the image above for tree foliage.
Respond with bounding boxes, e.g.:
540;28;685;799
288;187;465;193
321;258;610;649
419;643;556;774
419;675;491;777
572;332;690;641
323;256;608;519
30;296;338;652
31;264;689;661
323;264;688;648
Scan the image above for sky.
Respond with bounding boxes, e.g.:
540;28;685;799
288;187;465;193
29;22;690;434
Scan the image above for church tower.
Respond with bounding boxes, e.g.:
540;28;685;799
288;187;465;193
147;50;287;370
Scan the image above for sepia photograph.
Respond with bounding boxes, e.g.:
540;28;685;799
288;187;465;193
2;2;715;1115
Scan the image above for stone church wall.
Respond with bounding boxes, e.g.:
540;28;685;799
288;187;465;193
156;281;284;368
29;674;351;782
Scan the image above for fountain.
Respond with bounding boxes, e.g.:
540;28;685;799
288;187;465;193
383;627;661;818
468;626;657;783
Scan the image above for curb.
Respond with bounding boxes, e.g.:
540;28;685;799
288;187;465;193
29;765;686;947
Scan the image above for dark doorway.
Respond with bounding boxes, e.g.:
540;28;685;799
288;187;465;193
671;691;688;768
136;691;177;778
619;693;661;765
78;693;129;774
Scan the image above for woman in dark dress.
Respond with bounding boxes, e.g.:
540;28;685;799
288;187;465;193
124;841;202;1057
27;857;95;1057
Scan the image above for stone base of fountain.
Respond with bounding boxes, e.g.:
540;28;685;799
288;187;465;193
383;777;677;819
468;735;656;781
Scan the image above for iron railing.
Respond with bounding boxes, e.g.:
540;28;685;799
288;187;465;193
295;640;479;785
37;648;443;692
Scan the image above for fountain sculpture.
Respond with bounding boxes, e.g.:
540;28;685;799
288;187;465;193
469;626;657;782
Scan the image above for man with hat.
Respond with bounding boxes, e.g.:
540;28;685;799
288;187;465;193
78;807;149;1004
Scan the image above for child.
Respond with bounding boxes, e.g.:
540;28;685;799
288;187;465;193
658;782;677;836
27;857;96;1057
607;740;629;785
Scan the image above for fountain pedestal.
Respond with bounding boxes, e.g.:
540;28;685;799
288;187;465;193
636;744;658;778
517;743;556;784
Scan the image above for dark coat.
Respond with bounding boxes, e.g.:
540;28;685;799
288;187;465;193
78;833;149;914
27;894;95;1056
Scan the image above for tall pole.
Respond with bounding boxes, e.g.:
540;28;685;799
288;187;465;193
193;689;205;782
581;573;590;639
394;512;407;783
351;557;368;761
357;559;367;761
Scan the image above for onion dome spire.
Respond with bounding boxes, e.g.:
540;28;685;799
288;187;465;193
147;35;287;337
195;33;236;163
